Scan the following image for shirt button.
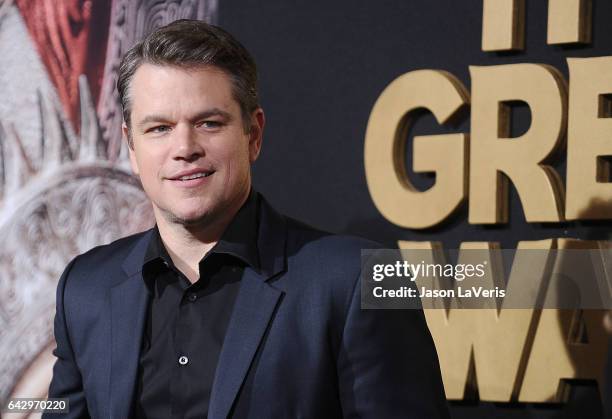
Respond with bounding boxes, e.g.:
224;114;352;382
178;356;189;366
188;293;197;302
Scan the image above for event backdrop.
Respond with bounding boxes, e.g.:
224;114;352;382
0;0;217;416
0;0;611;418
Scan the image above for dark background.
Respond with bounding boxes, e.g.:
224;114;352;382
220;1;609;417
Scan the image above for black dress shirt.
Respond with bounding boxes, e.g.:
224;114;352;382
134;192;260;419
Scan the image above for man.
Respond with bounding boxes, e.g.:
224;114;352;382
45;19;449;419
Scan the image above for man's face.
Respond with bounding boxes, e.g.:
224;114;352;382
125;64;263;228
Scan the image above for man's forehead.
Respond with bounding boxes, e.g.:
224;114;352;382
130;63;238;116
132;62;230;86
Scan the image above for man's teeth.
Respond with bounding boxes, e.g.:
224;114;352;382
178;172;212;181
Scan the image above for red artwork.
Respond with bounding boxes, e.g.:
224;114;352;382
14;0;111;132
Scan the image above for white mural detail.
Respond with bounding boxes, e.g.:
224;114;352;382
0;0;218;405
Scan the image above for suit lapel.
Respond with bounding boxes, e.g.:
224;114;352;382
208;193;288;419
208;269;283;419
109;230;154;419
109;275;148;419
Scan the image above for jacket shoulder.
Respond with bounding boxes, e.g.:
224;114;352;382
285;216;381;256
283;216;381;285
66;229;152;288
77;229;150;264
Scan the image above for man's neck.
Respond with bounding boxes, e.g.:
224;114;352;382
155;193;249;283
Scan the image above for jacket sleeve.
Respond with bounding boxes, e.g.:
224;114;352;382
336;273;450;419
43;258;91;419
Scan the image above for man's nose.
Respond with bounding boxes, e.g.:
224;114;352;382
171;124;204;161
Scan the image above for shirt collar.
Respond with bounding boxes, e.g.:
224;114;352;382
143;189;260;277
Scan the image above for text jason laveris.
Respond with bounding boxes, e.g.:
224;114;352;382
372;286;506;298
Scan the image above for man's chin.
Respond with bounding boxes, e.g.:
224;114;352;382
161;208;214;228
172;214;212;227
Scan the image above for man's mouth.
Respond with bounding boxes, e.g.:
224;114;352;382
176;171;214;181
168;170;215;181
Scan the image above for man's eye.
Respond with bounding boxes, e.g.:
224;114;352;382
198;120;223;129
147;125;171;134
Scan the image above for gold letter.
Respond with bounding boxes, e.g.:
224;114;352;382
399;240;555;401
364;70;468;229
566;57;612;220
469;64;566;224
482;0;525;51
519;239;608;402
547;0;592;45
519;309;607;402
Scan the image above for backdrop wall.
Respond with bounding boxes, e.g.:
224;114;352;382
0;1;610;418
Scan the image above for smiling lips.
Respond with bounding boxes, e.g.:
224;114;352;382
167;169;215;186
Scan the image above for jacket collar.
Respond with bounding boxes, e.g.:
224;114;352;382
120;190;287;280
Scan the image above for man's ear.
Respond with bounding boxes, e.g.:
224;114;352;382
123;122;139;175
248;108;265;163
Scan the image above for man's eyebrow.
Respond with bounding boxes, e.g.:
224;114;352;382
136;108;233;128
136;115;172;129
189;108;233;123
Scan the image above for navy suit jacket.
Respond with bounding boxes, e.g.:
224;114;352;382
45;194;450;419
